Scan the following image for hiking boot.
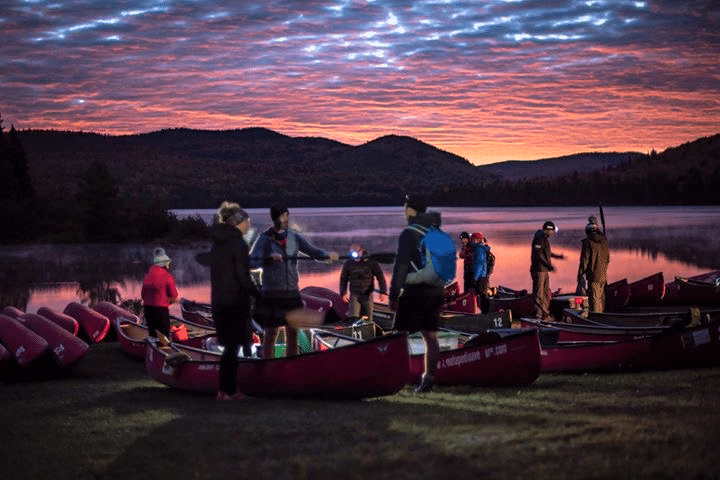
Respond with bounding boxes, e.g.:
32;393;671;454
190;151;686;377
414;374;435;394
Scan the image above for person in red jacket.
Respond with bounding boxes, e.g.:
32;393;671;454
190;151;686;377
141;247;178;339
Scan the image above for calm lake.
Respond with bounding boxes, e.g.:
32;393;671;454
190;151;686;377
2;205;719;317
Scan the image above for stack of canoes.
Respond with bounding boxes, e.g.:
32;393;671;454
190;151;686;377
0;305;91;380
604;270;720;309
517;306;720;373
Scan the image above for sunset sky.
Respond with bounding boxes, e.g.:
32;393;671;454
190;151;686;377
2;0;719;164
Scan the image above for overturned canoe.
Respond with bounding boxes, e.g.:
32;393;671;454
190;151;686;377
36;307;80;336
0;314;50;368
605;278;631;310
63;302;111;343
17;312;89;369
627;272;666;307
663;270;720;306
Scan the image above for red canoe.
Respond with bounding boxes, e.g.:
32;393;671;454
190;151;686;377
63;302;111;343
519;315;675;342
539;336;654;372
145;332;410;399
444;290;478;314
0;314;50;368
114;315;217;359
445;281;461;298
92;301;141;325
36;307;80;336
645;318;720;370
487;285;534;317
300;286;350;319
627;272;666;307
407;328;541;387
237;332;410;398
605;278;631;310
561;306;696;328
179;299;214;326
1;305;24;318
16;313;89;369
663;270;720;306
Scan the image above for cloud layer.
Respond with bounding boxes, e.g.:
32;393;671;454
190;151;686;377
2;0;719;163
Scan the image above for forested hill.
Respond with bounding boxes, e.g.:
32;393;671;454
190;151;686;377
16;128;720;208
19;128;488;208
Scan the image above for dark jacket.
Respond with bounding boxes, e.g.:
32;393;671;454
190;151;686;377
210;223;259;307
390;210;445;302
578;231;610;284
339;257;387;297
530;229;554;273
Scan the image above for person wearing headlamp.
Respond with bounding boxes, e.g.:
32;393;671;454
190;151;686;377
339;243;388;323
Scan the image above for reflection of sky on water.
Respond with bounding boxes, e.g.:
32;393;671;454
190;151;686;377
6;206;719;312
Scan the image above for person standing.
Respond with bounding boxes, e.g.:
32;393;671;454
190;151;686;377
470;232;492;313
210;201;259;401
458;231;475;293
339;243;388;322
578;216;610;313
250;204;339;358
389;195;445;394
530;221;565;320
141;247;178;340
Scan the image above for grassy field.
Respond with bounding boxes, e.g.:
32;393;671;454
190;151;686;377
2;342;720;480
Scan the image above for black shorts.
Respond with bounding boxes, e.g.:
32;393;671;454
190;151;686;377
254;292;303;329
212;304;251;348
393;284;445;333
144;305;170;337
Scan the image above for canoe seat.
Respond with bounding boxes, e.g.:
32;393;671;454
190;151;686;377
121;323;149;342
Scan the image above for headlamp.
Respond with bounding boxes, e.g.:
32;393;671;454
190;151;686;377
350;250;360;259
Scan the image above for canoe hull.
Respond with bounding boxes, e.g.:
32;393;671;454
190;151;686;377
605;278;631;310
0;314;50;368
146;332;411;399
17;313;89;369
63;302;111;343
663;273;720;306
627;272;666;307
36;307;80;336
408;329;541;387
540;337;653;372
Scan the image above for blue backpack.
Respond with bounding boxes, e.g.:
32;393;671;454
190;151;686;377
405;224;457;286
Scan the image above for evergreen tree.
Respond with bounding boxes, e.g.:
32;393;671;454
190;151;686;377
76;160;120;242
0;114;37;242
7;125;35;200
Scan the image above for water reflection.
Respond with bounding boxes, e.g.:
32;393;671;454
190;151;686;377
1;206;717;313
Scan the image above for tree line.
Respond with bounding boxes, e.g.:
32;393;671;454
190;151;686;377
0;114;209;244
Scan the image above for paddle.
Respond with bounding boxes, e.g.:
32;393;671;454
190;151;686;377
194;251;396;266
599;203;606;235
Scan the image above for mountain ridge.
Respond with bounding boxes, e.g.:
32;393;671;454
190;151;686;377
15;128;720;207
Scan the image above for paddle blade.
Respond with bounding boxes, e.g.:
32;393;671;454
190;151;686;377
285;308;326;329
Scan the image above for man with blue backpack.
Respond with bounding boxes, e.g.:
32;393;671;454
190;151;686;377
390;194;456;394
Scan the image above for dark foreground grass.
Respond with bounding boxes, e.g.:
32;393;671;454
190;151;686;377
2;342;720;480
